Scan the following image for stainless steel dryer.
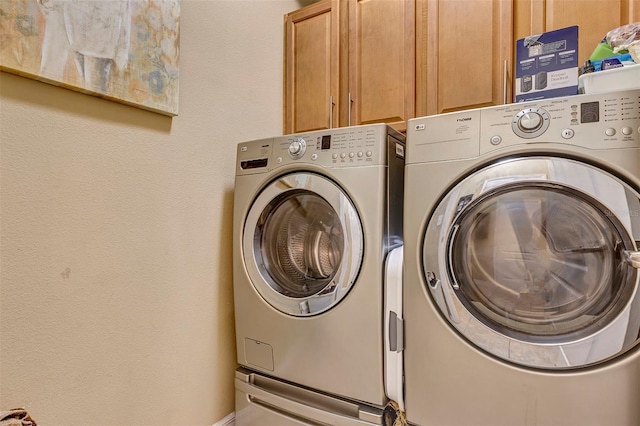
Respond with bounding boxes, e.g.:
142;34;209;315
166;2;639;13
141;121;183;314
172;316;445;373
403;90;640;425
233;124;405;415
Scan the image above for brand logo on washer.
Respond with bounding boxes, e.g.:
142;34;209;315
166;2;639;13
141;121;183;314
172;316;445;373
457;117;472;122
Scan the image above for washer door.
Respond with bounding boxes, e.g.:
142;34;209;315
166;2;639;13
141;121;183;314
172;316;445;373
243;172;363;316
423;157;640;369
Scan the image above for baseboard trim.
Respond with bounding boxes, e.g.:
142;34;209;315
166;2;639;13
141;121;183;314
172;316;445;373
212;412;235;426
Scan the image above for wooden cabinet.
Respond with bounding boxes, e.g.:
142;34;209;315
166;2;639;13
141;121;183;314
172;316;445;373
416;0;640;117
415;0;513;117
515;0;640;68
348;0;415;131
284;0;414;134
284;0;340;134
285;0;640;132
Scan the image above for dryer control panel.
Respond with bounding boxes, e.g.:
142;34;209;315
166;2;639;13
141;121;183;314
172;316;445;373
479;89;640;155
406;89;640;164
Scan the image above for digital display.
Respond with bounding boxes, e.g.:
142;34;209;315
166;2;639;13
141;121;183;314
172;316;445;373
321;135;331;150
580;101;600;123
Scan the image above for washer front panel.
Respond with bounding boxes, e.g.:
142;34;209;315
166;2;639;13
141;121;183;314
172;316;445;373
423;156;640;369
243;172;364;316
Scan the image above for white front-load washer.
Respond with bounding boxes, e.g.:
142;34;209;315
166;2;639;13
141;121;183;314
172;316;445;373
233;124;405;415
403;90;640;425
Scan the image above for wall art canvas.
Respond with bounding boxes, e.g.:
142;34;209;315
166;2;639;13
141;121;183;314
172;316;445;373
0;0;180;116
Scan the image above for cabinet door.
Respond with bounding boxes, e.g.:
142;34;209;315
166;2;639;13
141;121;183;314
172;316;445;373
284;0;340;134
631;0;640;21
516;0;640;67
348;0;415;132
417;0;513;116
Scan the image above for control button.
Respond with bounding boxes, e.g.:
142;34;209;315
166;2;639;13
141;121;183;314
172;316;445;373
311;153;318;160
490;135;502;145
512;107;550;139
340;152;347;159
622;127;633;136
288;137;306;159
357;151;364;158
276;157;283;164
349;152;355;158
366;151;373;157
561;129;575;139
332;153;338;159
605;128;616;137
518;112;542;131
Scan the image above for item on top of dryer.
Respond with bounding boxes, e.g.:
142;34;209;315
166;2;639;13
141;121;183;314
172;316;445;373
627;40;640;62
606;22;640;50
233;124;405;410
587;23;640;69
515;26;579;101
578;62;640;93
520;75;532;92
535;71;547;89
578;59;595;75
402;89;640;426
601;56;626;70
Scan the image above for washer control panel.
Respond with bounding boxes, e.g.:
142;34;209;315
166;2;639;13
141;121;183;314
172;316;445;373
272;125;395;168
236;124;404;174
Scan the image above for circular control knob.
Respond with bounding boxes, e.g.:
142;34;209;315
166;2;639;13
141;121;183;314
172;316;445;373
288;137;306;159
512;107;551;139
518;112;542;132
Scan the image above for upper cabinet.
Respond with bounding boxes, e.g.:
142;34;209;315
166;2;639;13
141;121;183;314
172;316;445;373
284;0;340;134
284;0;640;133
415;0;513;117
284;0;414;134
348;0;415;131
515;0;640;67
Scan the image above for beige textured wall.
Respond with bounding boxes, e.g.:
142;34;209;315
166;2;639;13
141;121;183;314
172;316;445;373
0;1;300;424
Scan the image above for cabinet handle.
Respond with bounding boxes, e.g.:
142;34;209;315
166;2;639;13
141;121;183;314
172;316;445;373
329;95;334;129
503;60;508;104
348;92;353;127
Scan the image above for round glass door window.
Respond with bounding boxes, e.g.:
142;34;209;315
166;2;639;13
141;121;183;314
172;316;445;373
423;157;640;369
243;173;363;316
255;191;344;298
449;183;631;342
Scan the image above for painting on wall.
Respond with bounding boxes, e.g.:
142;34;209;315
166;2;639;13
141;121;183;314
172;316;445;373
0;0;180;116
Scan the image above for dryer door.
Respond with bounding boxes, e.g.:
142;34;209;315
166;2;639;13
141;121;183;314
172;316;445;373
423;156;640;369
243;172;363;316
